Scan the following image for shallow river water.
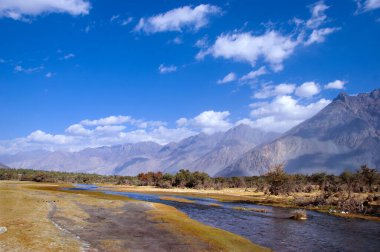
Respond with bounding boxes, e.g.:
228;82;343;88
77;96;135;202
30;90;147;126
70;184;380;252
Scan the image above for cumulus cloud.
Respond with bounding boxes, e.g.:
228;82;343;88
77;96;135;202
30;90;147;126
65;124;91;135
179;110;233;134
247;96;330;132
0;100;335;153
0;0;90;21
94;125;126;134
27;130;74;144
197;31;299;72
0;114;197;154
240;66;267;81
198;1;339;71
253;83;296;99
324;80;347;89
135;4;221;34
158;64;177;74
78;115;165;128
295;81;320;97
217;72;236;84
80;115;131;126
176;118;188;127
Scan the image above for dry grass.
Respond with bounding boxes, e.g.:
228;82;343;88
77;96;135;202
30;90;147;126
233;207;270;213
290;209;307;220
159;196;196;204
147;203;271;252
0;181;81;251
209;203;222;207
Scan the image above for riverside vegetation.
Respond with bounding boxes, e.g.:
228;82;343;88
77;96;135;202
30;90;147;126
1;164;379;217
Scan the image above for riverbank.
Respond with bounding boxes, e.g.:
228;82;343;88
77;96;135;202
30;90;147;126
98;184;380;222
0;181;269;252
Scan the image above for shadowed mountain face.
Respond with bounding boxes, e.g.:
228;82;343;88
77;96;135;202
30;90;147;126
0;125;279;176
217;89;380;177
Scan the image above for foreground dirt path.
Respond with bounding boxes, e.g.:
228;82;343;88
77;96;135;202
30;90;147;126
0;181;269;252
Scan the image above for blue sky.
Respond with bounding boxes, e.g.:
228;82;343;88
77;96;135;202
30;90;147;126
0;0;379;153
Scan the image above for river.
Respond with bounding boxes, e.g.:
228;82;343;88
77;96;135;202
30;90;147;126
69;184;380;252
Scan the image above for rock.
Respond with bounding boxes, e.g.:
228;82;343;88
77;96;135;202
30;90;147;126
0;226;7;234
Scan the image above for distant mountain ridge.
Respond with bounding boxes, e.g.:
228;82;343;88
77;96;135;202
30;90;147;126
217;89;380;176
2;89;379;177
0;124;279;176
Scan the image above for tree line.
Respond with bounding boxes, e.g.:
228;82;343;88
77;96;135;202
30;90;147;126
1;165;379;214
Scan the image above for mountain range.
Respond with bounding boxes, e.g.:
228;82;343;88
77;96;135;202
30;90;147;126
217;89;380;176
1;89;379;176
0;124;279;176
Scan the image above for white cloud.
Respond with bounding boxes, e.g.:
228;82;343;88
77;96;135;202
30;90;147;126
194;36;209;48
197;1;339;71
65;124;91;135
146;126;196;144
171;36;183;44
0;114;199;153
159;64;177;74
295;81;320;97
61;53;75;60
14;65;44;74
365;0;380;10
324;80;347;89
45;72;53;78
27;130;74;144
78;115;165;129
110;14;120;22
176;118;188;127
357;0;380;12
217;72;236;84
84;25;91;33
248;96;330;132
197;31;299;72
275;83;296;95
239;66;267;81
121;17;133;26
80;115;131;126
306;1;329;29
134;4;221;33
253;83;296;99
304;27;339;45
0;0;90;21
94;125;126;134
180;110;233;134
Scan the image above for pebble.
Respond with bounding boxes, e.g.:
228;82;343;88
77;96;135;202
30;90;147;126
0;227;7;234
